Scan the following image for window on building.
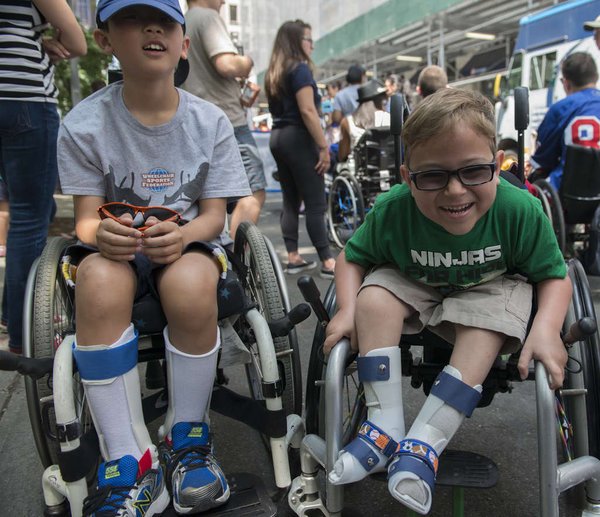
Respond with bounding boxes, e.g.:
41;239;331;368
229;4;238;24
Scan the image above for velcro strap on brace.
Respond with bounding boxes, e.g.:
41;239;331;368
430;370;481;417
392;438;439;477
357;421;399;458
73;330;138;381
357;355;390;382
388;449;436;491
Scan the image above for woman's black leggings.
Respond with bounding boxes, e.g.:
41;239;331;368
270;125;333;262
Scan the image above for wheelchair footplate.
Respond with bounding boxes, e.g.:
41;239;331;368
161;473;276;516
436;449;498;488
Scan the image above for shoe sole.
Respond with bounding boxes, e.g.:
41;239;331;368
285;263;317;275
173;485;231;514
147;485;170;516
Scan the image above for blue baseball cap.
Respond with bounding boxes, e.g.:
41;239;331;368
96;0;185;25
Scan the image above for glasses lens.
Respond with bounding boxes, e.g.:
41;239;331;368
103;203;135;218
415;171;448;190
143;207;179;222
459;165;494;185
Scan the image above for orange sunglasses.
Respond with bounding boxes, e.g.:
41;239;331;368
97;202;181;231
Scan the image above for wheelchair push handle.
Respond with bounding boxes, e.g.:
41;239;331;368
297;276;330;324
268;302;311;338
0;350;53;379
563;317;597;347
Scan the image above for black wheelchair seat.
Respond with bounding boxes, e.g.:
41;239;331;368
561;144;600;224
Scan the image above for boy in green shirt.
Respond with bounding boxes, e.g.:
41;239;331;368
324;88;571;514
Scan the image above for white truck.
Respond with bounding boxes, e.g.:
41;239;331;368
495;0;600;159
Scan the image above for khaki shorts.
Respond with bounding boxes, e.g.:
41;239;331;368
360;266;533;354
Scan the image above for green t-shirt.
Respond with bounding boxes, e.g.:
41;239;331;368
345;178;566;290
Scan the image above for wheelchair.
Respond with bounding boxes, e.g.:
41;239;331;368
531;145;600;260
4;221;308;517
327;127;398;248
288;262;600;517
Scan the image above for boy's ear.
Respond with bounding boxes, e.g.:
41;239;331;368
181;35;190;60
93;28;114;56
494;150;504;176
400;164;412;184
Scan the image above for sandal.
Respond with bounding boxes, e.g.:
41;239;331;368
285;260;317;275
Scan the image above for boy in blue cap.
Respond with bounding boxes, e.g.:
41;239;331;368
57;0;251;515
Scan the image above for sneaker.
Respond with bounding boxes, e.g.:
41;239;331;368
159;422;230;514
319;267;335;280
82;450;169;516
284;260;317;275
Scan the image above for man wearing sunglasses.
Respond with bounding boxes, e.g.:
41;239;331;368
57;0;251;515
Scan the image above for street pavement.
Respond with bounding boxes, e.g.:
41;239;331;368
1;192;600;516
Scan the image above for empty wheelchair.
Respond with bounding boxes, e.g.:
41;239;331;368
328;127;399;248
287;262;600;517
532;145;600;261
3;221;308;517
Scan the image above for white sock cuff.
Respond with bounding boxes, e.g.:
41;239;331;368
163;325;221;358
75;323;136;351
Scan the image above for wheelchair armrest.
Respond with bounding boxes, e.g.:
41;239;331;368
0;350;53;379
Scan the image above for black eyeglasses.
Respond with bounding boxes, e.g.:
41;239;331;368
408;162;496;191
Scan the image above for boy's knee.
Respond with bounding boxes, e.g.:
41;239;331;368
357;285;407;315
76;253;135;292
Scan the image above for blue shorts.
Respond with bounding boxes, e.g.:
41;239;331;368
234;124;267;192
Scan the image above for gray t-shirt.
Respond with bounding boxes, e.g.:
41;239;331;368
333;84;360;117
58;83;251;225
182;6;246;128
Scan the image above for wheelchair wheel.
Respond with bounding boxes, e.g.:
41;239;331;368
304;281;365;443
534;179;566;253
562;259;600;462
263;234;302;414
24;236;91;469
328;174;365;249
234;222;301;417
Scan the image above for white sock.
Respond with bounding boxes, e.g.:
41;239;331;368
79;324;150;461
161;326;220;440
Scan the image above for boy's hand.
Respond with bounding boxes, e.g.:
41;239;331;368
96;213;142;262
518;325;568;390
139;218;184;265
323;308;356;355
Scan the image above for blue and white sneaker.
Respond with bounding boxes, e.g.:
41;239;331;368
159;422;230;514
82;449;169;516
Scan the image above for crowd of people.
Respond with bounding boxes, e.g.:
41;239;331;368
1;1;600;516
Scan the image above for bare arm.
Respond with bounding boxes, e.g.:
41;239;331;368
518;276;572;389
338;117;351;162
33;0;87;57
178;197;226;246
332;109;342;125
323;250;366;353
74;195;104;246
296;86;330;175
212;53;253;79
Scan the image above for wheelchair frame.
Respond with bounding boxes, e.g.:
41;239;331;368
327;127;398;249
19;222;306;517
289;259;600;517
